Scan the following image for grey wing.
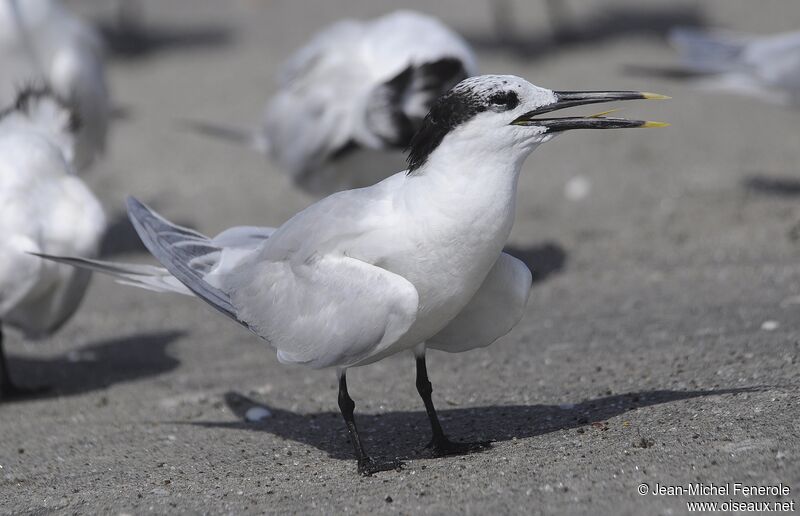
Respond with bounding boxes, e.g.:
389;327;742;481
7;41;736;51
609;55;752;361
126;196;242;322
428;253;532;353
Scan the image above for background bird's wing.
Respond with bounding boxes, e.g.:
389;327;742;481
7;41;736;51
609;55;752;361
670;28;800;103
356;11;476;148
263;19;370;184
49;42;109;169
0;0;109;171
359;11;477;82
669;27;750;74
428;253;531;353
740;31;800;92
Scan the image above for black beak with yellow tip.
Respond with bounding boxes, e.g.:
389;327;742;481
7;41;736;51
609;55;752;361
511;91;670;131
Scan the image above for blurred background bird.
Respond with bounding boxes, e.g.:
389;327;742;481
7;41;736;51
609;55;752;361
627;26;800;107
0;0;110;170
188;10;477;195
668;27;800;105
0;87;106;400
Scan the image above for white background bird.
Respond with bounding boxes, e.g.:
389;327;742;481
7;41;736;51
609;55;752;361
45;75;666;474
0;87;106;399
0;0;110;170
669;27;800;105
190;10;477;195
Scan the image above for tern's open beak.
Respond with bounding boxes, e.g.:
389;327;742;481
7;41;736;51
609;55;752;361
510;91;670;131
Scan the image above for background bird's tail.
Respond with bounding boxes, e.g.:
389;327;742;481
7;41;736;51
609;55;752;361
177;119;270;154
30;253;192;295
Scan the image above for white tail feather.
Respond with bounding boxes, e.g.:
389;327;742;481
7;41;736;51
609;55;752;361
31;253;192;295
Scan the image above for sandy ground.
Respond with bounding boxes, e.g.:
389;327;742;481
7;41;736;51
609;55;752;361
1;0;799;514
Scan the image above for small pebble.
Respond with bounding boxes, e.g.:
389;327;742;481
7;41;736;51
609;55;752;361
245;407;272;422
761;320;779;331
564;175;591;201
66;350;97;363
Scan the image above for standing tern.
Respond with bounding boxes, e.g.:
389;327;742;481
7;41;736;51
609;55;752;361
188;10;476;195
42;75;668;474
0;86;106;400
0;0;110;170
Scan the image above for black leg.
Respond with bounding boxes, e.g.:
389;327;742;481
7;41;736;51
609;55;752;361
337;370;403;476
0;322;10;398
415;350;491;457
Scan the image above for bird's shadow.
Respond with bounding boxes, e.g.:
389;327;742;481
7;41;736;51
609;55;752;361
504;241;567;284
98;22;234;60
742;175;800;198
99;208;196;257
99;211;147;256
191;387;756;461
467;3;705;59
4;330;183;401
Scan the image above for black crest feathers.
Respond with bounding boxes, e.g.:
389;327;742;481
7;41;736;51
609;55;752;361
406;79;519;172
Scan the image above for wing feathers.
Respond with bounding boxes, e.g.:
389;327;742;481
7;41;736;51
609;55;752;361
125;196;242;322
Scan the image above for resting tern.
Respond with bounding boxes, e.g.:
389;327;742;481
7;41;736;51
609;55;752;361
189;10;476;195
0;0;110;170
0;86;106;400
42;75;667;474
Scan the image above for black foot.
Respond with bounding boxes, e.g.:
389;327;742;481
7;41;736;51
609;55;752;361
1;382;51;401
427;437;491;458
357;457;404;476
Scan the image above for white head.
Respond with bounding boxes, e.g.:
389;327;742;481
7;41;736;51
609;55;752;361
406;75;668;173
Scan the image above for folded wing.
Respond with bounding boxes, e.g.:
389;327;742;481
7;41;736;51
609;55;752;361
127;197;419;369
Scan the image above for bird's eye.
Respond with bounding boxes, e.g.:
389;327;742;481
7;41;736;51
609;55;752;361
488;91;519;111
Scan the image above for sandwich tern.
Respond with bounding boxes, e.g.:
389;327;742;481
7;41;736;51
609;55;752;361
0;0;110;170
42;75;667;474
0;86;106;400
188;10;476;195
639;27;800;106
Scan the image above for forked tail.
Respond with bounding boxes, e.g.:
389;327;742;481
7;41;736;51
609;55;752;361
31;253;192;295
